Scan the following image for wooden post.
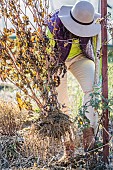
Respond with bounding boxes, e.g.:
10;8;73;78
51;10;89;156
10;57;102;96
101;0;109;163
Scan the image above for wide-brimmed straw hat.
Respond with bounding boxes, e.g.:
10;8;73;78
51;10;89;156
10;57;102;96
58;1;101;37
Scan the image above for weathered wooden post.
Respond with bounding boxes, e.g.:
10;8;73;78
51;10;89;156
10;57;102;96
101;0;109;163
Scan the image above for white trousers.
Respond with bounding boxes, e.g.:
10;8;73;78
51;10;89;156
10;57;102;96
57;55;98;133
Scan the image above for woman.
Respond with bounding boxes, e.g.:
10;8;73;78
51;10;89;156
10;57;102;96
47;0;101;160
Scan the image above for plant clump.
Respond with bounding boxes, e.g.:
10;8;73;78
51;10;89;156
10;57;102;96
33;110;74;140
0;0;74;143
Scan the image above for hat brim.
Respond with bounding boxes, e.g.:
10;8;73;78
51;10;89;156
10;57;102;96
58;6;101;37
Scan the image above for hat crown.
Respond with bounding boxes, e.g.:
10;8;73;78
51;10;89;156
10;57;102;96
71;1;94;24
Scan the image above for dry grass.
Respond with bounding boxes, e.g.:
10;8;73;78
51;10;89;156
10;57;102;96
0;94;112;169
0;99;29;136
